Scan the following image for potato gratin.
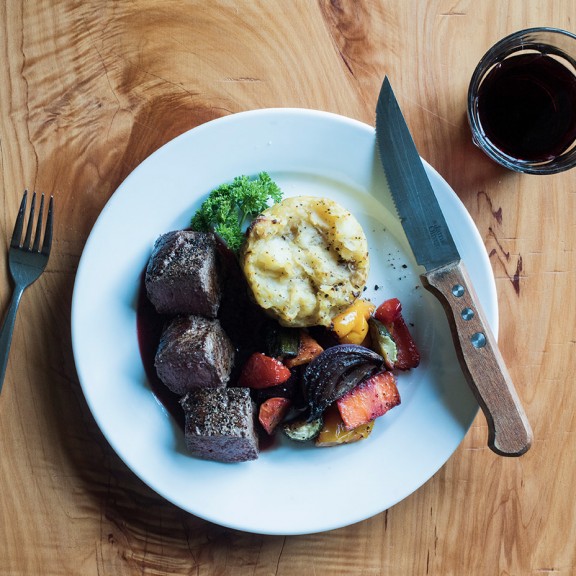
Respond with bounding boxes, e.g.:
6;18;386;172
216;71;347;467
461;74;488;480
240;196;369;327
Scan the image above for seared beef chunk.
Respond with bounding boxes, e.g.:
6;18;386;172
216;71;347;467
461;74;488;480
180;387;259;462
145;230;221;317
155;315;234;395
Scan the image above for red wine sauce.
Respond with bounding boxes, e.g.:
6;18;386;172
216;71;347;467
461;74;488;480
477;53;576;161
136;275;186;428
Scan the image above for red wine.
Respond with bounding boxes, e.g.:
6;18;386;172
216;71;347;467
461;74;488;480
477;53;576;161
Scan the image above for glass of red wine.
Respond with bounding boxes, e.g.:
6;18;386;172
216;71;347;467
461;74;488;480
468;27;576;174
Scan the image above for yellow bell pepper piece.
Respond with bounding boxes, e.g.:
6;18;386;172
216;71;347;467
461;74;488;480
316;404;374;447
331;299;375;344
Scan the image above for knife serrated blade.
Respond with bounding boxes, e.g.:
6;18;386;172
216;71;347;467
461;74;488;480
376;77;532;456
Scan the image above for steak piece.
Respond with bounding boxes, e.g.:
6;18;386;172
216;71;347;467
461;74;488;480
180;387;259;462
155;315;235;395
145;230;222;317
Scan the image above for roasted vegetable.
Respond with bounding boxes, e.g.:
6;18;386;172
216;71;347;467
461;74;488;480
264;322;300;358
282;416;324;442
285;331;324;368
303;344;384;420
258;397;292;435
331;299;375;344
368;317;397;370
375;298;420;370
337;371;400;430
374;297;402;324
389;315;420;370
237;352;292;389
316;404;374;447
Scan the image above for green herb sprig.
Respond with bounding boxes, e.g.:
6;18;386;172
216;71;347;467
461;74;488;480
190;172;283;252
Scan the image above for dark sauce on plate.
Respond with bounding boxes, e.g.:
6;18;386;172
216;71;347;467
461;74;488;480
136;275;185;427
477;53;576;161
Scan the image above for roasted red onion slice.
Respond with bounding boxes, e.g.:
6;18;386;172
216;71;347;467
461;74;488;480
303;344;384;420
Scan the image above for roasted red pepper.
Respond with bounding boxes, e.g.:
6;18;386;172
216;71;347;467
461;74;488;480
374;297;402;324
374;298;420;370
238;352;292;389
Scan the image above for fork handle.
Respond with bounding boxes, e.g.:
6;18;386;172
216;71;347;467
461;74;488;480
0;283;25;394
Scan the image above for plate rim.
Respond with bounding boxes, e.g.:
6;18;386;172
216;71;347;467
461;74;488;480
71;107;496;535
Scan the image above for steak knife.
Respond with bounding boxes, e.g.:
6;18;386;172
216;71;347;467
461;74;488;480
375;77;532;456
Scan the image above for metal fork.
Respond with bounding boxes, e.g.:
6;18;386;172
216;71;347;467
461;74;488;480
0;191;53;394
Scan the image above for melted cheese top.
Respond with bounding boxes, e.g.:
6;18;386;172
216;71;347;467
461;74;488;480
241;196;369;327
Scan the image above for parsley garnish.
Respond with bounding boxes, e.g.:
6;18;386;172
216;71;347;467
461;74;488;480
190;172;283;252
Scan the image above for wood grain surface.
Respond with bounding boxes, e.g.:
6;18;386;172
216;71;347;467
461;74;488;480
1;1;575;575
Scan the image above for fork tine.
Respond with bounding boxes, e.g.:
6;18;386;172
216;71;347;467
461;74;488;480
23;191;37;249
10;191;28;249
32;194;45;252
41;195;54;256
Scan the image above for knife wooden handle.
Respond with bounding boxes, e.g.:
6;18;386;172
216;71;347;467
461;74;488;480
421;260;532;456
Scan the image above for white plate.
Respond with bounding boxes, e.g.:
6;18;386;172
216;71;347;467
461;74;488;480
72;109;497;535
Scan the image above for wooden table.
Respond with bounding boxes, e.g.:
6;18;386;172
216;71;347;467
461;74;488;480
1;1;575;574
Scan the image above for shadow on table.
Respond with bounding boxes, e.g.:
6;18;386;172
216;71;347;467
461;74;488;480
429;110;517;206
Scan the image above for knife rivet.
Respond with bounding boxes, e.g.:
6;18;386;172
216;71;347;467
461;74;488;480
471;332;487;348
452;284;465;297
461;307;474;321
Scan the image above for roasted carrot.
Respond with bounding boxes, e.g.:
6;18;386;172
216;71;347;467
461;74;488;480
258;397;292;435
336;371;401;430
285;331;324;368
